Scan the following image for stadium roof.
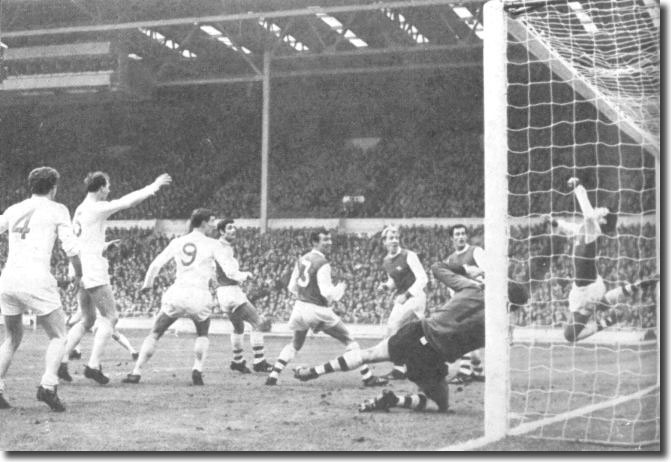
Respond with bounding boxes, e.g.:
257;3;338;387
0;0;485;86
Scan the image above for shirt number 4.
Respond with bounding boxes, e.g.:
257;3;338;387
12;210;35;239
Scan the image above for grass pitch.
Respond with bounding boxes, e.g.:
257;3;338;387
0;329;659;451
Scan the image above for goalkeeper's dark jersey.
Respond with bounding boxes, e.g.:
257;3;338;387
421;285;484;362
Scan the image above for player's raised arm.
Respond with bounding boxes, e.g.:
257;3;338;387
568;177;605;242
316;263;345;303
141;240;176;290
103;174;172;218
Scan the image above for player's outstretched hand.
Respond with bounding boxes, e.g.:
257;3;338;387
567;177;581;190
152;174;172;190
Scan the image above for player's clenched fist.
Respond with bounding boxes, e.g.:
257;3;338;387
567;177;581;189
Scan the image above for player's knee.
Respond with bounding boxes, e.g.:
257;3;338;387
231;319;245;335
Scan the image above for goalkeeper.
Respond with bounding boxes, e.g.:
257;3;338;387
543;177;657;342
294;270;528;413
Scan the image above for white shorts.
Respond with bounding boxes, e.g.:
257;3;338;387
568;276;606;315
81;254;110;289
216;286;249;314
387;292;426;335
160;286;213;322
0;288;61;317
288;300;341;333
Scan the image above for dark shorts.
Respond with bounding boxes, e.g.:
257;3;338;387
388;321;448;384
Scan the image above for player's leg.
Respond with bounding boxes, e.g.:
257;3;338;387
295;337;392;382
265;329;307;385
59;289;96;380
36;309;68;411
65;308;83;360
84;285;117;384
112;329;138;360
0;310;23;409
190;316;211;386
228;312;251;374
384;300;421;380
323;321;387;387
564;311;593;342
236;302;272;372
123;312;177;383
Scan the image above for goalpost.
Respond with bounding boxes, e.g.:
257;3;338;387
481;0;660;448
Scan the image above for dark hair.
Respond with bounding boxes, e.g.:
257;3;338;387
601;211;618;235
28;167;60;195
310;227;330;245
84;171;109;192
508;281;529;308
450;224;467;237
189;208;215;230
217;218;234;233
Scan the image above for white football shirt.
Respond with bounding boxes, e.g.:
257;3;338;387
0;196;78;291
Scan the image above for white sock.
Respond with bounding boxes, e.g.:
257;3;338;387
42;337;66;389
113;331;136;354
269;344;296;379
132;336;158;376
62;321;87;363
193;337;209;372
88;317;113;369
0;338;15;389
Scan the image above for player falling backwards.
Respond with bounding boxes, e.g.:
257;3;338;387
0;167;83;412
59;172;171;385
544;177;658;342
377;226;428;380
215;219;273;374
123;208;228;385
266;228;387;387
295;259;529;413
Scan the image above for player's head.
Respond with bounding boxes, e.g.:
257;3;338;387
28;166;60;198
508;280;529;312
310;227;332;254
84;171;111;199
595;207;618;235
189;208;217;233
217;218;236;242
381;225;400;253
450;224;469;251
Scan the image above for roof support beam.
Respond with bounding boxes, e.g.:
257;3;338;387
158;60;481;87
2;0;481;38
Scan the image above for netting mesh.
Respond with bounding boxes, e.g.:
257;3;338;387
503;0;659;446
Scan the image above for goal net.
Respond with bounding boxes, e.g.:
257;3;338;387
482;0;660;448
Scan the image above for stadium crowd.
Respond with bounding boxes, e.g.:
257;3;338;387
0;224;655;328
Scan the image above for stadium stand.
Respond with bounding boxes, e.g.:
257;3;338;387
0;225;654;327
